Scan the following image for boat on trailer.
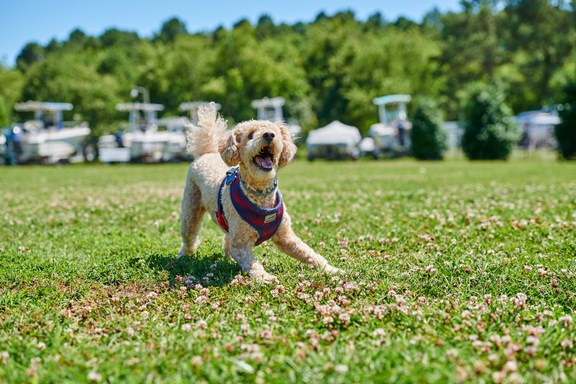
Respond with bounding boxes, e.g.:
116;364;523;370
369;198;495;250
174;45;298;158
368;94;412;158
98;102;192;163
2;101;92;164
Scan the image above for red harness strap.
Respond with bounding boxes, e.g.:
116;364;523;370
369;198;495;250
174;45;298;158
216;168;284;245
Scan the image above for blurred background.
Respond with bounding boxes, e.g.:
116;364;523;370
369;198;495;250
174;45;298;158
0;0;575;164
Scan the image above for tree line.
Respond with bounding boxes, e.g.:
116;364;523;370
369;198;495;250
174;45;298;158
0;0;574;138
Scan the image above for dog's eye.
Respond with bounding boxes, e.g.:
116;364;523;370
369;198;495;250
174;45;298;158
248;131;254;140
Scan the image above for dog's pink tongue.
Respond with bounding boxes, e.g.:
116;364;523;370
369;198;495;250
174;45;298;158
256;156;273;169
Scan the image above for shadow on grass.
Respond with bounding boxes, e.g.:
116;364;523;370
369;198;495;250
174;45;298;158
141;253;240;287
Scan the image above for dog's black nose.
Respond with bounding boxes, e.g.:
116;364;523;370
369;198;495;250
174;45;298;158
263;132;275;142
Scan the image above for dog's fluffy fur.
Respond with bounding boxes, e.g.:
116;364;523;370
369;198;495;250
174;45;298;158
179;104;340;283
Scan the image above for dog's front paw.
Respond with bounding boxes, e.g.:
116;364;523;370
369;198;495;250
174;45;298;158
250;270;279;284
177;241;199;259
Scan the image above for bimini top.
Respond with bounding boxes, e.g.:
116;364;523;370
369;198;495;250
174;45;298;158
116;102;164;112
15;101;73;112
179;101;221;112
251;97;286;122
515;110;561;126
306;120;362;146
373;94;412;106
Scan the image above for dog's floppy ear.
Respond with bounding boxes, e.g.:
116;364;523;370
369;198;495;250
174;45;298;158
278;123;297;168
218;127;242;166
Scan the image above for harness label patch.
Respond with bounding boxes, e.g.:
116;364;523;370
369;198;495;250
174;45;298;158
264;213;277;223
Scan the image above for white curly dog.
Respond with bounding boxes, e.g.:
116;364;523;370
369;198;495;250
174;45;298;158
178;104;340;283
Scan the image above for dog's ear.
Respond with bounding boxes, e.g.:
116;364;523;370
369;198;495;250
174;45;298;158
278;123;297;168
218;128;242;166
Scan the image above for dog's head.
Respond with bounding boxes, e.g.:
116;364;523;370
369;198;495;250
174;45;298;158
218;120;297;181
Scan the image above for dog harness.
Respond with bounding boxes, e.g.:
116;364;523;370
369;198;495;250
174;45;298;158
216;168;284;245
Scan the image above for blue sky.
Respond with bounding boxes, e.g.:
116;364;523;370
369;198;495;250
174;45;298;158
0;0;462;67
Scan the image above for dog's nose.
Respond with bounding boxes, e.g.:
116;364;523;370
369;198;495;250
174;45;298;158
263;132;275;142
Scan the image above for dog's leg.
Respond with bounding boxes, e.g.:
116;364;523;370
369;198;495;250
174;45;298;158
272;214;342;274
229;243;278;283
223;235;232;259
178;181;206;257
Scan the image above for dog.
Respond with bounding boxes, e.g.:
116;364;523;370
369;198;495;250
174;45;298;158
178;103;341;283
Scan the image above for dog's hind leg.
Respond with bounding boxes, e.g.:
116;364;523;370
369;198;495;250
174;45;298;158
178;181;206;258
223;235;232;259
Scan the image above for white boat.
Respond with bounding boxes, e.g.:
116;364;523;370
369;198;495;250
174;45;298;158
251;97;302;138
98;101;192;163
515;110;560;150
368;94;412;157
5;101;91;164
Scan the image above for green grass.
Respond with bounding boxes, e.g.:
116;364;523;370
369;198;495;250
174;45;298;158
1;158;575;383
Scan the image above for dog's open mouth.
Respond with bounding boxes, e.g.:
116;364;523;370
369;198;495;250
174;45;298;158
253;146;275;171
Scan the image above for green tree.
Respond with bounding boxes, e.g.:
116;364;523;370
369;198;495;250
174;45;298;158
410;98;449;160
99;28;140;48
343;27;442;133
16;43;45;72
555;81;576;159
256;14;277;39
303;11;361;127
501;0;575;111
438;1;504;119
21;53;122;137
462;83;520;160
155;17;188;43
67;29;88;47
0;65;24;126
139;35;216;115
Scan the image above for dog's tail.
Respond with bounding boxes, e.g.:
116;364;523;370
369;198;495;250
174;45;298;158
186;103;228;158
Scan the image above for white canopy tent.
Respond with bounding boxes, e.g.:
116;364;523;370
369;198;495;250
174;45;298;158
306;121;361;160
306;120;361;146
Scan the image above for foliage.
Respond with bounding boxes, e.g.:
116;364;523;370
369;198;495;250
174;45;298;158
19;53;122;137
438;2;503;118
0;65;24;126
410;98;448;160
499;0;576;111
155;17;188;43
1;160;575;382
15;42;45;72
343;28;441;133
462;83;520;160
555;81;576;160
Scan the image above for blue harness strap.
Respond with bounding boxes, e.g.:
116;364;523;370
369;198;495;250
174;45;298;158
216;168;284;245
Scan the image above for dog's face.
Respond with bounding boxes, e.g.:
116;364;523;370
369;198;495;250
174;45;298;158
218;120;297;182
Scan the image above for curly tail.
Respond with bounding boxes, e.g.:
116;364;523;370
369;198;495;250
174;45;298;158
186;103;228;158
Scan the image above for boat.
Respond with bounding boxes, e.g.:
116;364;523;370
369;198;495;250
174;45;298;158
368;94;412;157
98;101;192;163
2;101;92;164
251;97;302;138
515;110;560;150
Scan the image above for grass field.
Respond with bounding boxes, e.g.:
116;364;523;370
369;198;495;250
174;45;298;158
1;158;575;383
